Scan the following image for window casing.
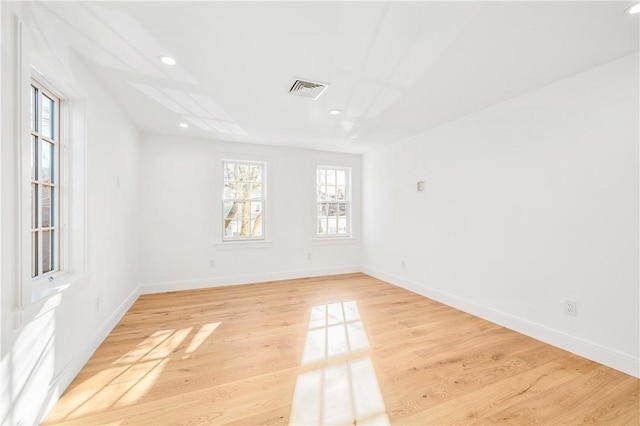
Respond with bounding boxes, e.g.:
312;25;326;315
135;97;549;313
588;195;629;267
317;166;350;237
30;80;60;278
222;160;265;240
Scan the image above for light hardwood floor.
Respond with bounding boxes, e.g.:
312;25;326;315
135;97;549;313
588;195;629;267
43;273;639;425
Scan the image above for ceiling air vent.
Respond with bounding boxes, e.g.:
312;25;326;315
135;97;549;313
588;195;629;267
289;78;329;100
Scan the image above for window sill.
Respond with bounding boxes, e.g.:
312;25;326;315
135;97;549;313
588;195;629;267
215;240;275;250
13;273;90;328
312;237;358;246
31;272;88;302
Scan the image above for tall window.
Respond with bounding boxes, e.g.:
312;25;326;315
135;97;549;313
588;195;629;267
222;160;265;240
317;166;350;237
30;80;60;278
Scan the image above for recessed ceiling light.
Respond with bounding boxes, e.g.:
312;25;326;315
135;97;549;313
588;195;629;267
179;123;188;128
627;2;640;14
159;55;176;65
329;108;342;115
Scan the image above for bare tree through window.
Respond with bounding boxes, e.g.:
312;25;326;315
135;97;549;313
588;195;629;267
223;161;265;239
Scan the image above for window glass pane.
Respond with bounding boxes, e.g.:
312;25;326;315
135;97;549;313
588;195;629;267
31;135;37;180
224;162;235;180
327;185;336;200
233;183;249;198
317;169;326;186
42;230;52;273
336;186;346;201
250;165;262;182
237;164;250;180
250;218;263;237
31;184;37;229
251;201;262;218
238;201;252;236
336;170;345;186
223;184;235;199
41;185;53;228
225;220;238;237
249;183;262;200
30;85;36;131
41;140;53;183
31;232;38;278
224;201;238;220
318;218;327;235
328;217;338;234
338;203;347;216
328;203;338;216
327;169;336;185
338;218;347;234
317;203;327;216
41;94;54;140
317;184;326;201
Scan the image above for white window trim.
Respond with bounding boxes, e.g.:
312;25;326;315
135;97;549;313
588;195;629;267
13;15;88;327
221;159;266;242
315;164;352;239
214;152;273;244
30;78;62;281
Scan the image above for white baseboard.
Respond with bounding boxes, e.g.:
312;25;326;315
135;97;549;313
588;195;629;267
31;285;141;425
139;265;361;295
361;265;640;378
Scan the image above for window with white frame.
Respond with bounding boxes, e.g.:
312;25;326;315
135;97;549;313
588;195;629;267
30;80;60;278
222;160;265;240
317;166;350;237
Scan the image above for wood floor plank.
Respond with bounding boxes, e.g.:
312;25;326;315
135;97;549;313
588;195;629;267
43;273;639;425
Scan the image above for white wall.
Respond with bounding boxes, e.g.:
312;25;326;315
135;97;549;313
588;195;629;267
139;134;361;293
0;2;636;424
362;53;639;377
1;3;141;424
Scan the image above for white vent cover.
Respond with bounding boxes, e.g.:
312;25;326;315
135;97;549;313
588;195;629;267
289;78;329;100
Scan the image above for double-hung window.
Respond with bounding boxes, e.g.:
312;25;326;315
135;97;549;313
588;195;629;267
316;166;350;237
222;160;265;240
30;80;60;278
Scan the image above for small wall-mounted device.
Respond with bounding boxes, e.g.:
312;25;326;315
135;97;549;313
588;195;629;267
417;180;425;192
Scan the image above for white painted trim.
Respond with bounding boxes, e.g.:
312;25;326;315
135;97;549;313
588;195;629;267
361;265;640;378
311;237;358;246
27;285;141;426
139;265;360;295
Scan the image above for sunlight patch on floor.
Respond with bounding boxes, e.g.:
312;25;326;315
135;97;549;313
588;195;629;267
290;357;389;425
184;322;221;356
46;322;221;423
302;301;369;365
293;301;388;425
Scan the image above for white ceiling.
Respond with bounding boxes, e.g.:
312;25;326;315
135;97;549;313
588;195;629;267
32;1;639;154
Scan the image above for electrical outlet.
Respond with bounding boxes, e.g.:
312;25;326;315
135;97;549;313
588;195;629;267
209;259;216;268
564;299;577;316
95;296;101;312
401;260;406;269
307;253;312;261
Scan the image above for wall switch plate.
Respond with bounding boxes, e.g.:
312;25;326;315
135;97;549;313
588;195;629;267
417;181;425;192
564;299;577;316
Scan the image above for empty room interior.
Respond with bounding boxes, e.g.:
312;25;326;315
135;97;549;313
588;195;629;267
1;1;639;425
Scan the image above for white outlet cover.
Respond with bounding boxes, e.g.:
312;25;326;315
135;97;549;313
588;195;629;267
564;299;577;316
